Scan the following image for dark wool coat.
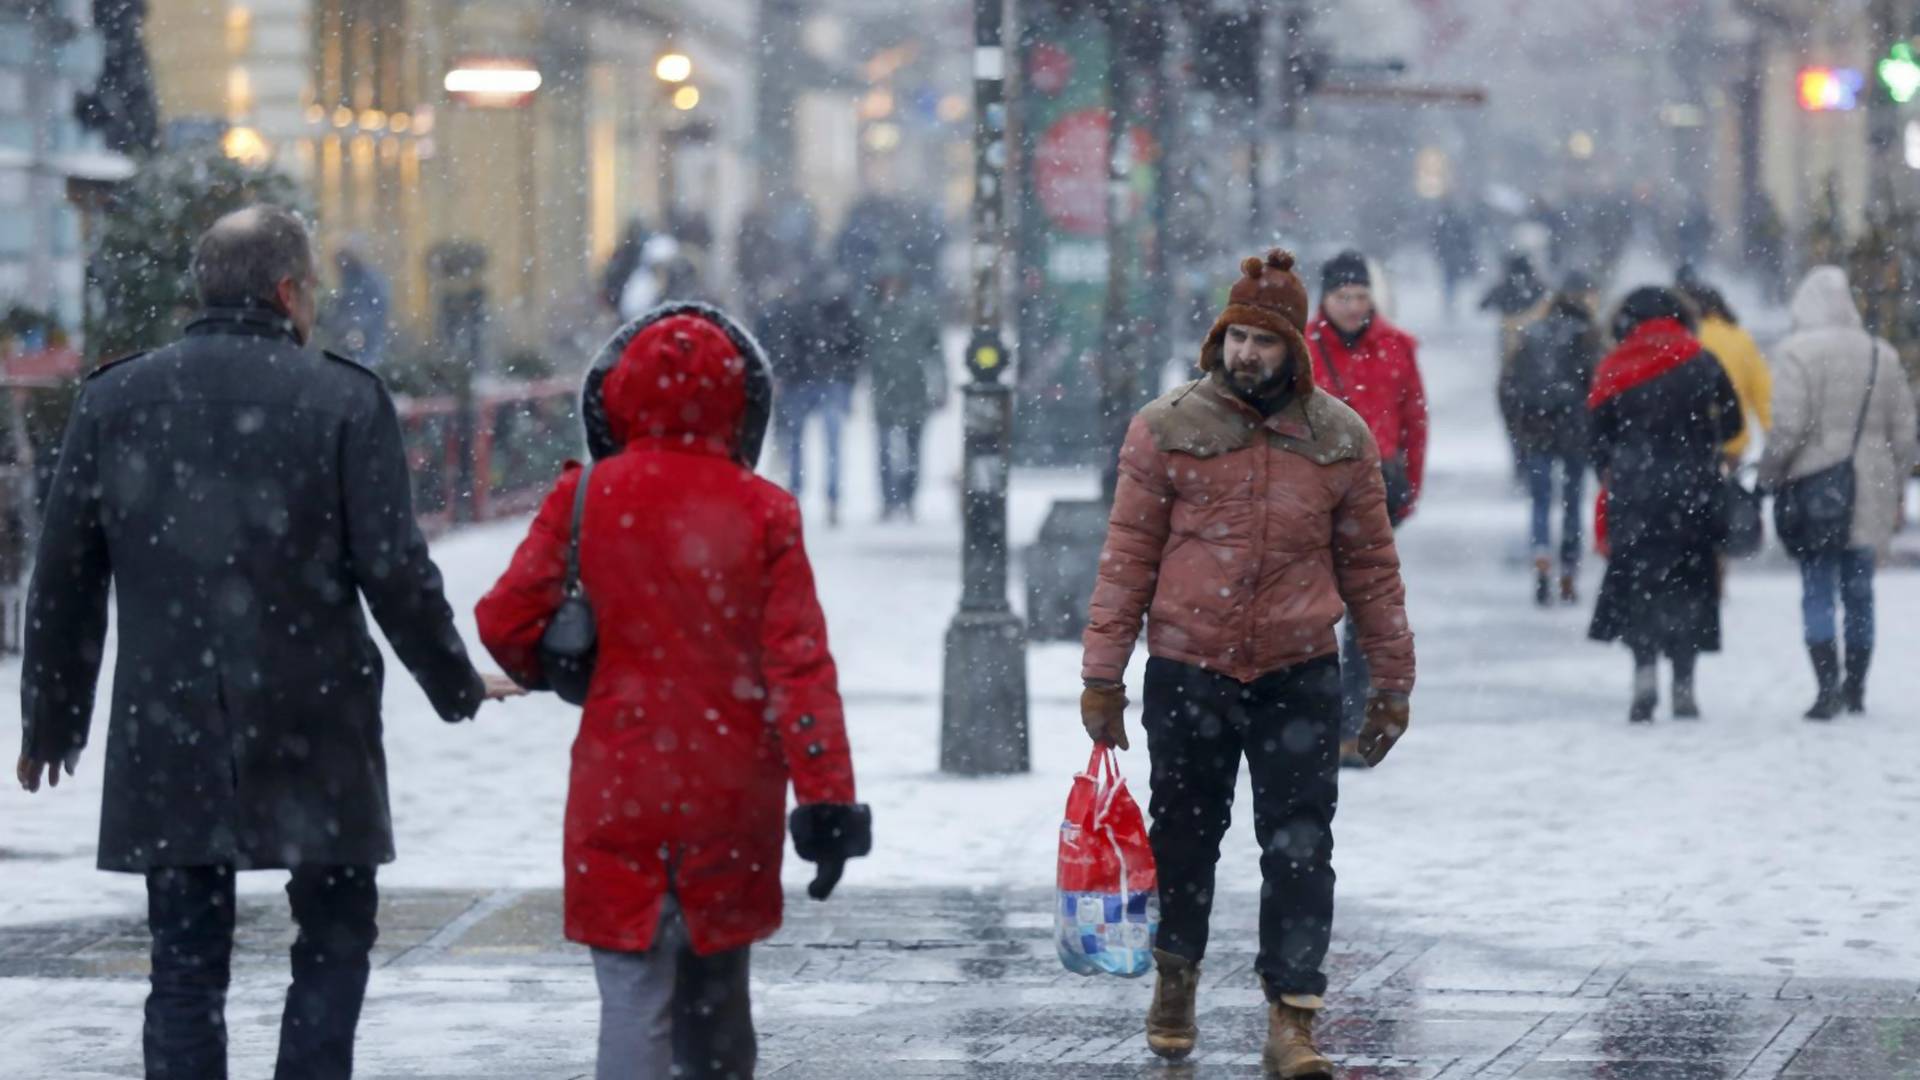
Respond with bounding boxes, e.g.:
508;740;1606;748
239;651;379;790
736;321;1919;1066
476;304;858;957
1588;328;1743;656
21;307;486;872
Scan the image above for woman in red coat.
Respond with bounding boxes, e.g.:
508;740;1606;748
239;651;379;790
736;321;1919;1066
476;302;870;1079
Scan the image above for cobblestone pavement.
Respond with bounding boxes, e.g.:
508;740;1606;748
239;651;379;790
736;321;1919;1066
5;887;1920;1078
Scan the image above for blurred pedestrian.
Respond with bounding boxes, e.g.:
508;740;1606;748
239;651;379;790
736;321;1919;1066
760;270;866;526
1502;271;1602;605
1588;287;1743;723
16;205;519;1080
321;240;391;367
618;235;700;321
1305;249;1428;767
601;218;651;313
476;302;871;1080
1481;253;1552;477
1679;282;1771;468
1082;249;1415;1078
866;267;948;521
1432;202;1480;318
1758;267;1920;720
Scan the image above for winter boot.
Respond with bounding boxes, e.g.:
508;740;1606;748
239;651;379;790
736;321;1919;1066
1629;662;1657;724
1805;643;1843;721
1559;573;1579;606
1843;646;1872;715
1262;997;1334;1079
1671;675;1700;719
1533;555;1552;608
1144;949;1200;1060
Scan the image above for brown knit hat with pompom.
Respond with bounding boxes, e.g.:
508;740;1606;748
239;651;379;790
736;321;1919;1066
1198;248;1313;383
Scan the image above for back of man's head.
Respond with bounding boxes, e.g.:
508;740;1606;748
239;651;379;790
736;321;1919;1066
193;205;314;309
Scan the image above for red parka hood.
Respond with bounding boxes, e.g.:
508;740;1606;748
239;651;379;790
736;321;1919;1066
583;301;775;467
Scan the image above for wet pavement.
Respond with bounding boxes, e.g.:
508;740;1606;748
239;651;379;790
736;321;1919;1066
4;887;1920;1078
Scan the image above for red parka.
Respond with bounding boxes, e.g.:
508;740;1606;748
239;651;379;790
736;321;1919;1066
1305;313;1429;515
476;304;857;956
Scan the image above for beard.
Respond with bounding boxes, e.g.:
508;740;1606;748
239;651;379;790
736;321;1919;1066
1224;360;1297;413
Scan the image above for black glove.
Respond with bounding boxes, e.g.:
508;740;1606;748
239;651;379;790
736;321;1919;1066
788;803;873;901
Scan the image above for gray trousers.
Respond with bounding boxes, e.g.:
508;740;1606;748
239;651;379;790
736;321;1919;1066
591;900;756;1080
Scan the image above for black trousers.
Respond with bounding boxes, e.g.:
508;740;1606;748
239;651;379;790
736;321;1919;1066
1142;655;1342;1000
145;864;379;1080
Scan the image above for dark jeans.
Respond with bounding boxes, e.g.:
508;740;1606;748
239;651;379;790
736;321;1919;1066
1142;655;1342;1000
145;865;379;1080
777;381;852;508
1524;451;1586;573
1798;547;1875;651
877;418;926;513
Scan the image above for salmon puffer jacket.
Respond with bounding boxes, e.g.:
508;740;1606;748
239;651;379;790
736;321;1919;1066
1082;369;1415;691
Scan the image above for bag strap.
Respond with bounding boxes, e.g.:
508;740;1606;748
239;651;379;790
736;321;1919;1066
563;460;595;597
1848;343;1880;459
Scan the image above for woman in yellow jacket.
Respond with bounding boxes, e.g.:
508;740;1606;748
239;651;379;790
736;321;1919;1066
1686;285;1772;463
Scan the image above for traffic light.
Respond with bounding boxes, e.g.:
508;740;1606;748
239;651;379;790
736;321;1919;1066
1880;43;1920;104
1799;67;1865;112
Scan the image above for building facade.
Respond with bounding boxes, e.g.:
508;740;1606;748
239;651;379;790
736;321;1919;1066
0;0;132;333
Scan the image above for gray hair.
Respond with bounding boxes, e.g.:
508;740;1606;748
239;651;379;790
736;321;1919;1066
192;205;315;308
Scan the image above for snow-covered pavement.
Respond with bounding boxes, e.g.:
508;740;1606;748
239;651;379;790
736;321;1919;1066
5;265;1920;1016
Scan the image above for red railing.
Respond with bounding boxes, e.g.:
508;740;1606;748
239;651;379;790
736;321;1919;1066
395;377;581;534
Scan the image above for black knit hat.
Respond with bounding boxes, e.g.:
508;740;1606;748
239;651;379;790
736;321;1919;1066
1611;285;1697;341
1321;250;1371;292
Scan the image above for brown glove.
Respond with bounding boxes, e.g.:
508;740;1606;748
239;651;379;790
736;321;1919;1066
1358;692;1410;767
1080;682;1130;751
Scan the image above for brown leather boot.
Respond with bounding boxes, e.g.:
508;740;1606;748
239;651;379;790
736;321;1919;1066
1263;998;1334;1078
1144;949;1199;1059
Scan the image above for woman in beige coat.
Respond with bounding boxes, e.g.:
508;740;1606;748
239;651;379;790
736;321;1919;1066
1759;267;1920;719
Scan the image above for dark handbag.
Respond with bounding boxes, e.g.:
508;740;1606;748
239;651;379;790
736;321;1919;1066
538;461;597;705
1773;346;1878;559
1381;456;1414;526
1721;468;1764;558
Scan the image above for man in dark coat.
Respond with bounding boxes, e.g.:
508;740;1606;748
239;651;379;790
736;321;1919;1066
15;205;520;1080
1501;271;1602;606
1588;287;1742;723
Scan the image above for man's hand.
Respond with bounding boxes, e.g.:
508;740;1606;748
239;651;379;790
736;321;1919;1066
1357;693;1410;767
481;674;527;702
1081;682;1130;751
17;752;75;794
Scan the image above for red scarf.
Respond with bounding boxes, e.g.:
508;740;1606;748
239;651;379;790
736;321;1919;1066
1587;318;1701;409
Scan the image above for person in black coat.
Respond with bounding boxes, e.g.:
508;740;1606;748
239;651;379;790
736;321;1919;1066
15;205;520;1080
1501;272;1602;606
1587;287;1743;723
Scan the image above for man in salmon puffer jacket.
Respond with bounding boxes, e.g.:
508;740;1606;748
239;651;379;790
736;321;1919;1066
476;303;870;1080
1080;250;1416;1080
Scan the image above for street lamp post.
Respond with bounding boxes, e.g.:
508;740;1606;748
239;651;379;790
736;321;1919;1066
940;0;1029;777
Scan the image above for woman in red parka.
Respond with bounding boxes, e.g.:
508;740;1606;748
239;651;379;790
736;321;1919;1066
476;302;870;1080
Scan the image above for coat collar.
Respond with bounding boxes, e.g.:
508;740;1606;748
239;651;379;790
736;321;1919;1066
185;304;302;344
1194;372;1317;442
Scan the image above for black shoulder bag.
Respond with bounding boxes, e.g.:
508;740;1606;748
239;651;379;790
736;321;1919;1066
1774;344;1878;559
538;461;598;705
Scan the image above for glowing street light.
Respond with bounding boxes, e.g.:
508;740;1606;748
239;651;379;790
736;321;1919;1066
672;85;701;111
655;53;693;84
445;60;544;108
1798;67;1865;113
